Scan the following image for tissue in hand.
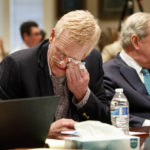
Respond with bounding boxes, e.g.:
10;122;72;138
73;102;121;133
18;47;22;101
65;121;139;150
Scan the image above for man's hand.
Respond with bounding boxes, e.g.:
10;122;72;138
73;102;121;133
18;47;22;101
48;118;77;140
66;62;89;101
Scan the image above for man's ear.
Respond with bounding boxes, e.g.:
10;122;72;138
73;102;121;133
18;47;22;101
49;29;55;44
131;34;140;50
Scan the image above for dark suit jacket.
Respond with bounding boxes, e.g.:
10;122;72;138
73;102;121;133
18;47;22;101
103;54;150;127
0;39;110;123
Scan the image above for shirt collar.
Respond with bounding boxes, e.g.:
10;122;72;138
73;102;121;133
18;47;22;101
120;49;142;74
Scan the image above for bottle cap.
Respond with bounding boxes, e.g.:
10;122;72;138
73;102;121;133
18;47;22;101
115;88;123;92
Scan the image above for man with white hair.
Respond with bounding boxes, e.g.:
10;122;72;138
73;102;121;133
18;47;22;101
0;10;110;139
103;12;150;127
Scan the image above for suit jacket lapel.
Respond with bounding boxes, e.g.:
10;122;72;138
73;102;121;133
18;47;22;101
115;54;147;94
37;40;54;96
38;66;54;96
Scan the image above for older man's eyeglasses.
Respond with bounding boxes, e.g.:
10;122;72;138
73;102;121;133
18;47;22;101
51;44;86;69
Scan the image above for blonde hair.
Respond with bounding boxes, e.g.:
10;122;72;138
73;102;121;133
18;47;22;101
54;10;101;55
120;12;150;49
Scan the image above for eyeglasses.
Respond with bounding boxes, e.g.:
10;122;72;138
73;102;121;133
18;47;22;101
52;55;86;69
52;55;65;65
52;46;68;65
51;43;86;68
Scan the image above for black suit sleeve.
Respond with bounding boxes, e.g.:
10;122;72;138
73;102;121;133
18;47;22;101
73;50;110;124
129;115;145;127
0;56;22;99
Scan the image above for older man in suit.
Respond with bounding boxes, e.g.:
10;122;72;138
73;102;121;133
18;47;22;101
103;12;150;127
0;10;110;139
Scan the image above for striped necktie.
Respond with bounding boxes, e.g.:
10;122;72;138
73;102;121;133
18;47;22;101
141;68;150;95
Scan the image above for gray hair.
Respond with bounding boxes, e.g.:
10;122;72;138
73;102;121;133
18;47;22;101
54;10;101;56
120;12;150;49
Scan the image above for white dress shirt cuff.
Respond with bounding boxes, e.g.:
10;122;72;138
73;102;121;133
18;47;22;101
142;119;150;126
72;88;91;109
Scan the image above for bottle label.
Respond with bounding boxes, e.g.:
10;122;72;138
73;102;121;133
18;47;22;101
111;106;128;115
111;108;119;115
122;107;128;115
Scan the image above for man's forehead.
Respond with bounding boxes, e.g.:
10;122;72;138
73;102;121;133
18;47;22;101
31;26;40;33
54;30;91;59
55;39;90;60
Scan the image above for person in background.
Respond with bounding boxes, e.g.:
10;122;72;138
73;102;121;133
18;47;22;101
100;28;121;63
0;10;110;139
103;12;150;127
102;39;122;63
101;16;132;63
98;28;119;52
12;21;42;53
40;29;46;42
0;37;8;62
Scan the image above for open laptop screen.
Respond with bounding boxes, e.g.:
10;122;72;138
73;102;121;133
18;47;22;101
0;96;60;149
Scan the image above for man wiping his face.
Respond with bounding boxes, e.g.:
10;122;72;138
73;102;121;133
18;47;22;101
0;10;110;139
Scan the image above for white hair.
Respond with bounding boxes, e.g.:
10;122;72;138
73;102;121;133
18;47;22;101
54;10;101;56
120;12;150;49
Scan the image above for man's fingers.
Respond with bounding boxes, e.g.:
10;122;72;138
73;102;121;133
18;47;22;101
79;67;88;78
60;118;77;128
49;118;77;134
48;119;77;140
67;63;82;82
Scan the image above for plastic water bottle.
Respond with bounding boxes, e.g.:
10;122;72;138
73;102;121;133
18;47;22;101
110;88;129;135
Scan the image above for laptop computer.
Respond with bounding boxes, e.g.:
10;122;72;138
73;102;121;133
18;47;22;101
0;96;60;149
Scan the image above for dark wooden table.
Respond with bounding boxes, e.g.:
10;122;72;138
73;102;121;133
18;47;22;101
130;126;150;148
